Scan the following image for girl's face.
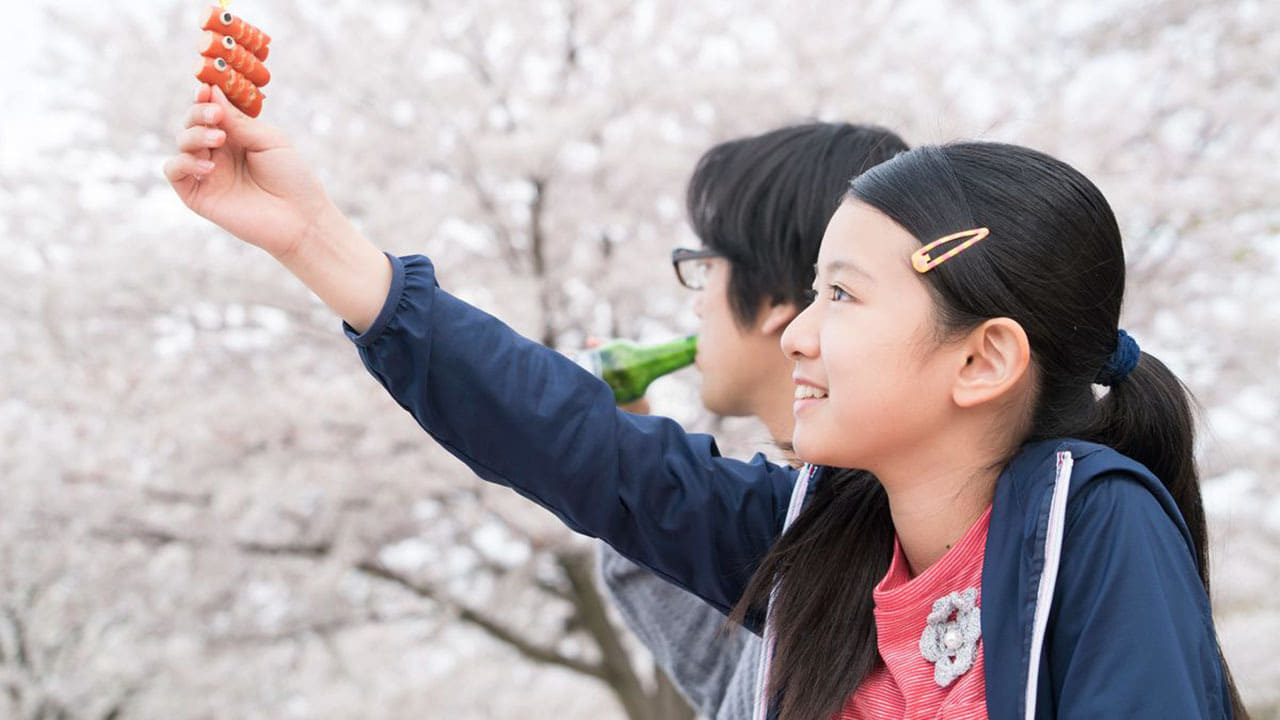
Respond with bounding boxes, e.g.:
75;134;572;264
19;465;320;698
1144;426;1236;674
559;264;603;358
781;200;962;472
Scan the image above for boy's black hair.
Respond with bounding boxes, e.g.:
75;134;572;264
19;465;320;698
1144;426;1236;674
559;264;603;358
685;122;909;327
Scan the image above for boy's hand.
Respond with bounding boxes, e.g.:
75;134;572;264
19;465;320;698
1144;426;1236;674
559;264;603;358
164;84;332;260
585;337;652;415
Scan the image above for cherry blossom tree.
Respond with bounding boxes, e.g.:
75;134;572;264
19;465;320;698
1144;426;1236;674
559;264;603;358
2;0;1277;717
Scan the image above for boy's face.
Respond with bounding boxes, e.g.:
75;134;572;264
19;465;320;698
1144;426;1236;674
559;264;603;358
693;258;789;418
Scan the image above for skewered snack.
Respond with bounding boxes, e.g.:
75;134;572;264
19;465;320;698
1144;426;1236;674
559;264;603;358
194;56;264;118
198;30;270;87
194;5;271;117
201;6;270;60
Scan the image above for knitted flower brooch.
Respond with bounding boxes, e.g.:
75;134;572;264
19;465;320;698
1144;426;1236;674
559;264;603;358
919;587;981;687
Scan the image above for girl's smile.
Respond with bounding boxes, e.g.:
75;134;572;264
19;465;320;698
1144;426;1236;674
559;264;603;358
792;376;828;415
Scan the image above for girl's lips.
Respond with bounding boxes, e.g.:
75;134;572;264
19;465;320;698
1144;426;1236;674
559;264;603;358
793;395;826;416
793;376;827;415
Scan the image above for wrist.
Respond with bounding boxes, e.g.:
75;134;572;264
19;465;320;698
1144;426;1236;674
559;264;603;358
275;201;392;334
275;198;341;265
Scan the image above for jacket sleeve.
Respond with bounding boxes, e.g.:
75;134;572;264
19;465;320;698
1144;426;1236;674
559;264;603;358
345;254;796;615
598;543;762;718
1048;473;1232;719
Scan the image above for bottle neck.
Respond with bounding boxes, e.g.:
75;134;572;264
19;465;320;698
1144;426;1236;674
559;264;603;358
632;335;697;380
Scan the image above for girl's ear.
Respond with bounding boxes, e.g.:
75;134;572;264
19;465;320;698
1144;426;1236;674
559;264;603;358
952;317;1032;408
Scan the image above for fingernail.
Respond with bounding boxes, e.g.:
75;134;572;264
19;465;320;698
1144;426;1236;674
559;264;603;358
197;160;215;172
203;107;217;123
205;129;223;143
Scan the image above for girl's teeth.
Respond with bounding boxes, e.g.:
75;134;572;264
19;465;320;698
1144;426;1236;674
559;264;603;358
794;386;828;400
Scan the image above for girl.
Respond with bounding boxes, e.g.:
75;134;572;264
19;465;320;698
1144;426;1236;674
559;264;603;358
166;84;1247;719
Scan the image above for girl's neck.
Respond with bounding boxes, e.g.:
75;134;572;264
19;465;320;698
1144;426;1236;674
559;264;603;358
878;452;1001;578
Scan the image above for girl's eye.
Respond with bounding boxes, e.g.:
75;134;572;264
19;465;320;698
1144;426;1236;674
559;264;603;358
827;284;853;302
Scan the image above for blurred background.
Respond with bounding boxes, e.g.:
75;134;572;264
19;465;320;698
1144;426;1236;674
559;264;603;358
2;0;1277;717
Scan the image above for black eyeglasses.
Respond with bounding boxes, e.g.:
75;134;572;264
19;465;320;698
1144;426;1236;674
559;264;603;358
670;247;722;290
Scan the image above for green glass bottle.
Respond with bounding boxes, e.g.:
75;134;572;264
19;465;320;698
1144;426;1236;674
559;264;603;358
574;335;698;404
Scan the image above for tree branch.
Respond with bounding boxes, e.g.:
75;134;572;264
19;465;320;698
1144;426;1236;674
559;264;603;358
208;609;437;648
233;539;333;558
557;548;679;720
355;559;607;680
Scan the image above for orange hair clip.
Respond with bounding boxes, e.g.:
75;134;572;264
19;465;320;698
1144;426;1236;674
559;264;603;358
911;227;989;273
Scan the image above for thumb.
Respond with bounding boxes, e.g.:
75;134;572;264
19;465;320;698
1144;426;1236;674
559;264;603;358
211;84;286;152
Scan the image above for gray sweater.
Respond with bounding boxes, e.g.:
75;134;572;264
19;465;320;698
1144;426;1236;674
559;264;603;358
598;543;760;720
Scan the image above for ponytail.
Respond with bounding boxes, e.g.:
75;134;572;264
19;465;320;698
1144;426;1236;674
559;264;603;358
1089;351;1207;587
1085;349;1250;719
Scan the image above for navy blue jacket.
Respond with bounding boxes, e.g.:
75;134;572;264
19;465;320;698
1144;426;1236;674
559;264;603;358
346;254;1233;719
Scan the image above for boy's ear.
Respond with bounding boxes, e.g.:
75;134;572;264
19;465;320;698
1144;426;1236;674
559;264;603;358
953;317;1032;408
759;301;801;336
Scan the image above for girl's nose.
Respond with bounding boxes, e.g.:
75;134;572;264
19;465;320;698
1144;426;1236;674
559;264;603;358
780;303;819;359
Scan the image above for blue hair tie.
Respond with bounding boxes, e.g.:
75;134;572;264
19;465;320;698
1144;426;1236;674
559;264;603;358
1095;329;1140;386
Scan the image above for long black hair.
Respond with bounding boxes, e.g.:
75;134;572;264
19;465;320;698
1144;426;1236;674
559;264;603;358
686;122;908;327
732;142;1248;719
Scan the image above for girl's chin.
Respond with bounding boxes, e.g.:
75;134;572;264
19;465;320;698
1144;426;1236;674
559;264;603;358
791;433;836;468
793;427;866;470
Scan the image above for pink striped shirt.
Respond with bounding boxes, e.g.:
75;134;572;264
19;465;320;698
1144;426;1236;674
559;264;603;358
835;506;993;720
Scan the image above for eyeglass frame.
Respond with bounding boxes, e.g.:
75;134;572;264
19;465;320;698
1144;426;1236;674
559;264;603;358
670;247;723;290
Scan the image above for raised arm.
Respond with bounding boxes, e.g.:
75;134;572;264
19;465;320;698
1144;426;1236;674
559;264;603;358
345;253;795;612
166;83;796;613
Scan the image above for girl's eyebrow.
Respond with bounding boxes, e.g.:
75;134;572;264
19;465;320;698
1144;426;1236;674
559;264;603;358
814;260;876;284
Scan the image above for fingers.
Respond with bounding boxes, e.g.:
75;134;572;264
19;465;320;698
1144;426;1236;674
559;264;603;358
205;82;288;153
184;85;244;131
164;86;216;185
174;124;225;154
181;87;221;164
163;152;215;184
184;102;222;129
210;84;248;121
619;397;651;415
167;82;285;188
